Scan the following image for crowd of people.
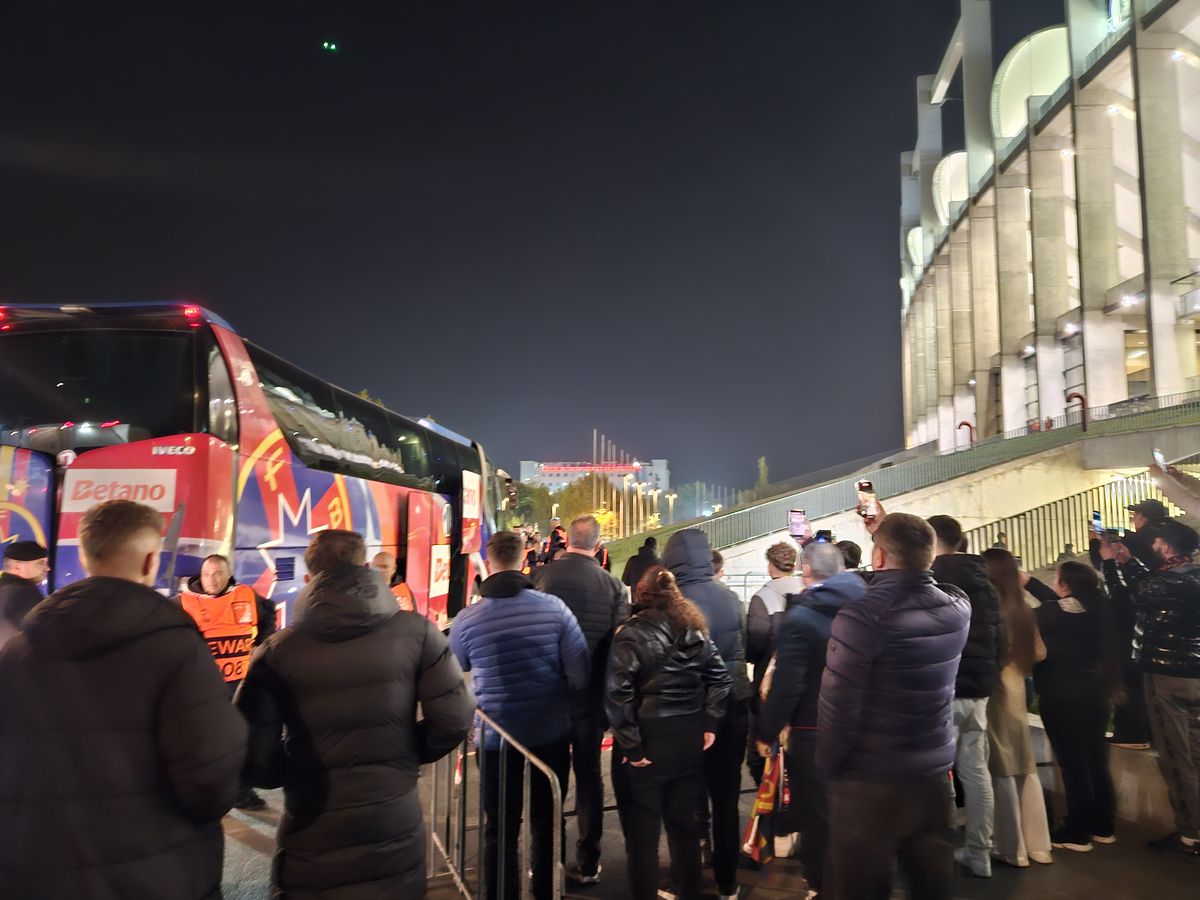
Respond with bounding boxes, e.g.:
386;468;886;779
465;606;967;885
0;484;1197;900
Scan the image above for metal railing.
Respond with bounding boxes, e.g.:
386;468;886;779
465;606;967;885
693;390;1200;552
961;459;1200;574
428;709;564;900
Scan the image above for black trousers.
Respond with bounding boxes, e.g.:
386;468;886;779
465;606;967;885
703;699;749;893
569;711;606;873
481;737;571;900
745;707;768;786
617;719;705;900
826;777;956;900
1111;660;1151;744
785;731;828;893
1040;693;1115;840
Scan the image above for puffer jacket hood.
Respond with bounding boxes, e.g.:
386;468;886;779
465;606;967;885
23;576;199;660
931;553;1004;699
663;529;714;585
293;564;397;642
664;529;751;701
802;571;869;614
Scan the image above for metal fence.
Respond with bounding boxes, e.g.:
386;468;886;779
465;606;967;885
428;709;564;900
695;390;1200;552
961;459;1199;574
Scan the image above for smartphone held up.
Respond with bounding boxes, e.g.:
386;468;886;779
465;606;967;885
788;509;810;541
857;481;879;520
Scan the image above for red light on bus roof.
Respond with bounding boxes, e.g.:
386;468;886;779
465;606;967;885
0;324;10;332
0;306;6;320
182;306;201;319
100;420;121;428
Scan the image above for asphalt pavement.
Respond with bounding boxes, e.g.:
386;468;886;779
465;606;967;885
222;755;1198;899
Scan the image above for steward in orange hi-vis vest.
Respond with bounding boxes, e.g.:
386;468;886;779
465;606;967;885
180;584;259;684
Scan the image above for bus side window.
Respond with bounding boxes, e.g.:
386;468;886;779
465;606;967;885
386;414;431;483
207;345;239;445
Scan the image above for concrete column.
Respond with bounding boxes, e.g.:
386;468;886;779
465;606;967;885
950;221;976;445
1029;123;1073;419
901;311;912;444
1075;86;1129;406
970;200;1001;434
995;164;1034;430
935;254;956;448
961;0;995;191
1134;33;1195;396
925;279;940;439
907;294;916;446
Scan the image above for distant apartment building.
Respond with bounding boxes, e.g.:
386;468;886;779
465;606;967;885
900;0;1200;450
519;459;671;494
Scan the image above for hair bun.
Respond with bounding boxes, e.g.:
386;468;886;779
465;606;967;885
655;569;675;589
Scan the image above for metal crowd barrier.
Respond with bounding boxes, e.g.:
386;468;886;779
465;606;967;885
428;709;564;900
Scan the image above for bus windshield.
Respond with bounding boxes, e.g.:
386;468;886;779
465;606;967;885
0;330;197;454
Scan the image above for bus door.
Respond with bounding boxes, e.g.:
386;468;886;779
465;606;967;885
405;491;453;627
0;447;55;585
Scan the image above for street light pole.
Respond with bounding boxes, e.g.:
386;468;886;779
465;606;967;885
667;492;677;525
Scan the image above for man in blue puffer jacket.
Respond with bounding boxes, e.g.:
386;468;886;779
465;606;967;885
663;529;749;900
450;531;589;900
754;541;867;895
818;509;970;900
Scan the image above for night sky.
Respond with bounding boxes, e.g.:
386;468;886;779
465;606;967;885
1;2;1052;487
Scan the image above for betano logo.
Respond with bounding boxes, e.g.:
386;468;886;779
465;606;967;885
62;469;178;513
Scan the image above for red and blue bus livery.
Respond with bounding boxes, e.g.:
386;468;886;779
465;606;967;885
0;303;503;627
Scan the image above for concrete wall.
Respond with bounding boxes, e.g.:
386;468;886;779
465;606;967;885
1080;422;1200;469
721;442;1140;578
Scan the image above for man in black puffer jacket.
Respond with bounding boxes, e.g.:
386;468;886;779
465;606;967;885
0;500;248;900
663;529;749;900
1102;519;1200;857
235;530;475;899
927;515;1005;879
819;511;970;899
535;514;628;884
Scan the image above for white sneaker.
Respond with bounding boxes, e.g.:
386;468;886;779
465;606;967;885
953;846;992;878
1028;850;1053;864
718;889;739;900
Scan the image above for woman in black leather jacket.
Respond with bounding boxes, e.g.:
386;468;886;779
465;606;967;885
606;566;732;900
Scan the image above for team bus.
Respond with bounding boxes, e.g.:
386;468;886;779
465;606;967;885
0;302;507;627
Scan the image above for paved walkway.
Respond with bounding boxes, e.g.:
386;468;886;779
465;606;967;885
222;761;1197;899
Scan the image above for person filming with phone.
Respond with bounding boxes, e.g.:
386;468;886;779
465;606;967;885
1099;518;1200;857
